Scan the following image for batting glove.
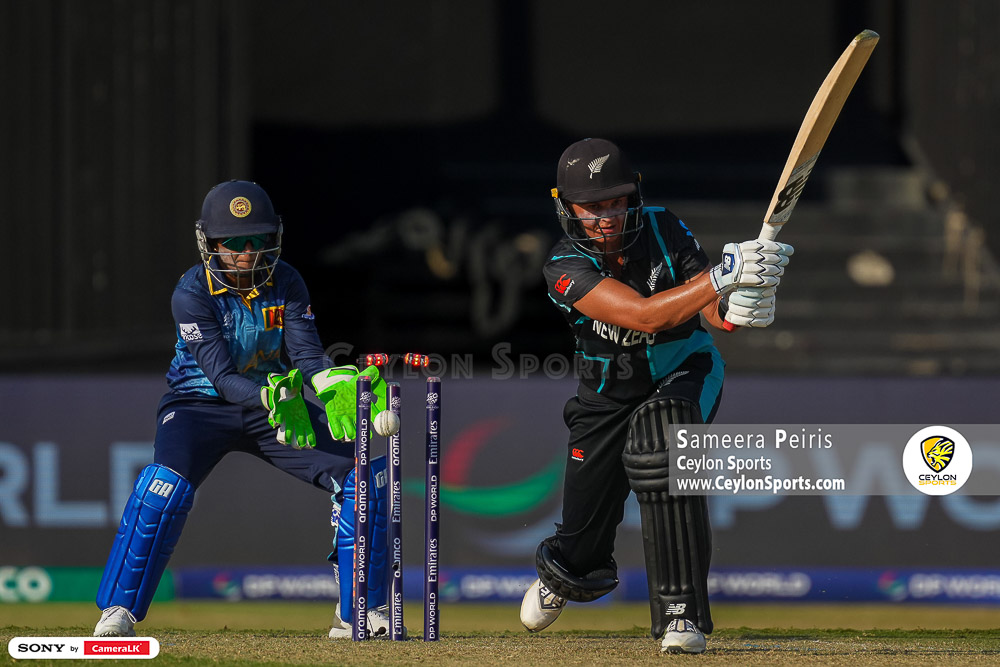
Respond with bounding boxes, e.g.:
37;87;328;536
312;365;387;441
260;369;317;449
725;286;777;328
710;240;794;294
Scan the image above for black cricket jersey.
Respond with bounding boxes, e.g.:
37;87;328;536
543;206;724;404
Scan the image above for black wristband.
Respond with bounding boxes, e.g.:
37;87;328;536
717;294;729;320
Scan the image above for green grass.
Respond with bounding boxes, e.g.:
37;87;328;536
3;601;1000;665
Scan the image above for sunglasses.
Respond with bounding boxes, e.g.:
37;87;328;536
220;234;269;251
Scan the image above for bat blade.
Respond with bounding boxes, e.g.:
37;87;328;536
759;29;879;241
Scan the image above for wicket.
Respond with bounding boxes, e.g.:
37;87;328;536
424;377;441;641
353;375;442;641
353;376;372;641
387;382;404;641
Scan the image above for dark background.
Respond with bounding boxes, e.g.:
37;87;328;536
5;0;996;374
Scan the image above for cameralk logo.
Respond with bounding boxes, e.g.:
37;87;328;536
8;637;160;659
902;426;972;496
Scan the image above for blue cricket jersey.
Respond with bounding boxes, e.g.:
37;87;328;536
165;260;333;408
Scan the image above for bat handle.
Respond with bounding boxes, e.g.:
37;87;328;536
758;221;781;242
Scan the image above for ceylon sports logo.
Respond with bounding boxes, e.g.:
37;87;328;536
921;436;953;472
902;425;972;495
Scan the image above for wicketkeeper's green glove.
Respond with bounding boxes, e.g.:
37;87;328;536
260;368;317;449
312;364;387;441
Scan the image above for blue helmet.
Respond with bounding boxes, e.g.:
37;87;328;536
194;180;283;291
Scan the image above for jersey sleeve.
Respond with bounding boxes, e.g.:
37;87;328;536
542;251;607;310
280;268;334;384
171;288;263;409
667;214;711;282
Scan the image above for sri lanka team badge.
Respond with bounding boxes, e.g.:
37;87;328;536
230;196;252;218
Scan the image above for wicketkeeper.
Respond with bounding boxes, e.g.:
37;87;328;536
93;180;402;639
519;139;792;654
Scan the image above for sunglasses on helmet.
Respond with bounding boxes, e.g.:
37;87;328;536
219;234;269;252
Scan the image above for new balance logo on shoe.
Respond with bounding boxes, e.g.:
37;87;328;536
538;585;564;610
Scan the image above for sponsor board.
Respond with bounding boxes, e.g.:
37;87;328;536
0;568;172;603
175;567;339;601
6;565;1000;605
709;568;1000;603
171;566;1000;605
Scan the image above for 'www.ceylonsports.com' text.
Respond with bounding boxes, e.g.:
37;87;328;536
676;475;846;495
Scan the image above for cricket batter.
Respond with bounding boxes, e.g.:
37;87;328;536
93;180;401;639
519;139;792;653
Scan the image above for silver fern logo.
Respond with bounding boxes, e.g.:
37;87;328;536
587;154;610;179
656;370;689;389
648;262;663;291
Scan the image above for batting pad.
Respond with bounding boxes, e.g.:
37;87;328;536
333;456;388;623
623;398;713;637
96;464;194;621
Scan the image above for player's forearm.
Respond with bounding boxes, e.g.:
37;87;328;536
212;371;266;409
638;273;720;332
574;273;719;334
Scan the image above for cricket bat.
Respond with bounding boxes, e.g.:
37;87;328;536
759;29;879;241
722;30;878;331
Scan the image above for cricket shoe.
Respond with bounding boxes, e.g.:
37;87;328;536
519;579;566;632
93;606;137;637
328;603;407;639
659;619;706;654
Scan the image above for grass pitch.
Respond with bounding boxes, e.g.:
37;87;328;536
2;601;999;665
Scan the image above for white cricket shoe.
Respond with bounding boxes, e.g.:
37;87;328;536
519;579;566;632
328;603;407;639
660;619;706;654
93;606;137;637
